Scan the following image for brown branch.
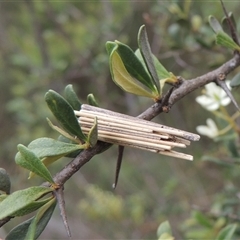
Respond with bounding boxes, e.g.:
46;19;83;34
1;47;240;230
53;53;240;187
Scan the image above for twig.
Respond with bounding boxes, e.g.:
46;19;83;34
75;105;199;161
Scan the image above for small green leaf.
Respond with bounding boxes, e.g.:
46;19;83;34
152;55;174;81
6;197;56;240
157;221;172;237
216;31;240;51
87;93;99;107
193;211;213;228
87;117;98;147
106;41;158;95
0;186;52;220
0;168;11;194
216;224;237;240
209;15;223;33
45;90;86;141
106;41;116;55
25;197;57;240
64;84;81;110
27;138;83;179
138;25;159;89
16;144;54;183
230;72;240;87
46;118;79;143
108;48;157;98
28;155;64;180
221;12;237;36
28;137;83;159
58;135;82;157
13;197;51;217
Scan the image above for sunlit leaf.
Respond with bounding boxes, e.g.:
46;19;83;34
0;186;52;220
138;25;159;89
157;221;172;237
108;47;157;98
87;117;98;147
216;224;237;240
16;145;54;183
45;90;86;141
6;197;56;240
64;84;81;110
87;93;99;107
106;41;159;95
216;31;240;51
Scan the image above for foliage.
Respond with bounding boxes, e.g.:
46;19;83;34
1;1;240;239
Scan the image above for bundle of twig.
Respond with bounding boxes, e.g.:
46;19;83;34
74;104;200;161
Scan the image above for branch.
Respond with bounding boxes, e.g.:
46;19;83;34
2;48;240;230
53;53;240;186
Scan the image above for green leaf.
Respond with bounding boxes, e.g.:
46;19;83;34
25;197;57;240
87;117;98;147
0;194;8;203
16;144;54;184
87;93;99;107
152;54;174;81
13;197;51;217
45;90;86;141
137;25;159;89
193;211;213;228
46;118;79;143
216;224;237;240
157;221;172;237
28;137;83;159
227;139;239;158
221;12;237;36
28;155;64;179
64;84;81;110
27;138;84;179
58;135;82;158
216;31;240;51
0;186;52;220
6;197;56;240
107;46;157;98
209;15;223;33
106;41;158;94
230;72;240;87
0;168;11;194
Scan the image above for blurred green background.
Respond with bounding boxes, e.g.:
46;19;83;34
1;1;240;239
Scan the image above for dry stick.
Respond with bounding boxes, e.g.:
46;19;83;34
81;105;200;141
158;150;193;161
80;126;187;148
80;122;169;140
76;105;200;160
52;53;240;188
76;106;200;141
